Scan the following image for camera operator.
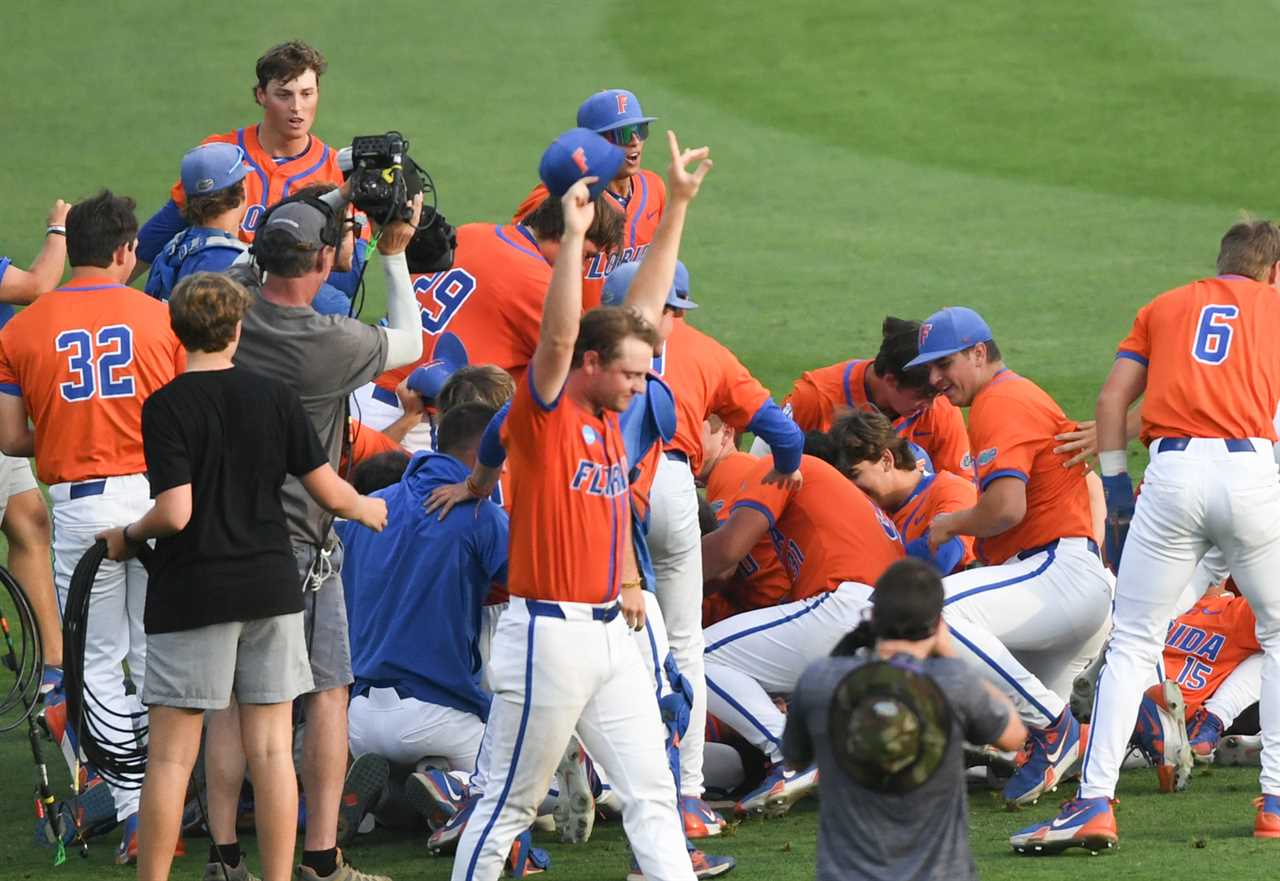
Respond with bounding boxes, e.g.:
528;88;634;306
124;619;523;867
782;558;1026;881
192;186;421;881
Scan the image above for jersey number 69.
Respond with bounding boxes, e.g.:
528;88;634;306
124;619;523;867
56;326;136;402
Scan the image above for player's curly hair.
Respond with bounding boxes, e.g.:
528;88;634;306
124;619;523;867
183;179;246;226
827;409;917;475
572;306;660;368
168;272;253;353
255;40;327;93
523;194;625;254
437;366;515;414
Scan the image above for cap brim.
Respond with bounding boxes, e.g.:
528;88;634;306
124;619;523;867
587;150;628;199
433;331;469;371
904;346;965;370
666;296;698;310
594;115;658;132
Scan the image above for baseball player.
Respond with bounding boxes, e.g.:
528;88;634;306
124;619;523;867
699;446;905;816
763;317;972;479
136;41;346;269
449;129;709;881
0;190;186;862
1014;219;1280;852
823;409;978;574
143;143;251;300
513;88;666;310
352;181;625;439
903;307;1114;809
624;259;803;834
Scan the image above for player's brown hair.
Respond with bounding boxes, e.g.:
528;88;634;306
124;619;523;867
1216;218;1280;280
437;403;498;458
66;190;138;268
437;366;516;414
168;272;253;353
255;40;327;92
182;179;247;226
572;305;660;368
523;195;625;254
873;317;935;393
827;409;917;474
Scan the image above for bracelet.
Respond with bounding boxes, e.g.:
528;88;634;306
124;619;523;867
464;475;487;498
121;523;139;544
621;580;643;591
46;225;66;236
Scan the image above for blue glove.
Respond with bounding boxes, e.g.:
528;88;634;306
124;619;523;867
1101;472;1135;574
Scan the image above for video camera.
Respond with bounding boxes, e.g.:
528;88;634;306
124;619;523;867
347;131;427;224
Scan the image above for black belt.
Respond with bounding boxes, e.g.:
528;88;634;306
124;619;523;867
664;450;689;465
1157;437;1255;454
525;599;621;622
1016;537;1100;561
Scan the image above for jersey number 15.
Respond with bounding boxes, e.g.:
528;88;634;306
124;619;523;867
56;326;136;402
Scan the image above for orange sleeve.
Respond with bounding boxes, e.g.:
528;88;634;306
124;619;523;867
1223;599;1262;654
730;463;793;526
513;183;551;223
0;328;18;388
968;389;1043;491
709;342;771;433
1116;301;1152;365
931;474;978;565
783;378;827;433
349;421;405;467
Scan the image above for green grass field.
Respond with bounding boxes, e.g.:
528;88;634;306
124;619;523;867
2;1;1278;877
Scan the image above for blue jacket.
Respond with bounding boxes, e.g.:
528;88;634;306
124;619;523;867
339;452;508;720
144;227;248;300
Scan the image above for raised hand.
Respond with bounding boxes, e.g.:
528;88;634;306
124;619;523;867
665;130;713;204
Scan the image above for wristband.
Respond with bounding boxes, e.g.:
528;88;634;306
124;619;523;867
122;523;139;544
1098;450;1127;477
464;475;488;498
46;225;66;236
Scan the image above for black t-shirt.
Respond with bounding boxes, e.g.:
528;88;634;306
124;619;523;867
141;366;328;634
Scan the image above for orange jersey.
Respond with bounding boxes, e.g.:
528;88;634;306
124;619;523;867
1165;593;1260;717
891;470;978;571
967;370;1094;565
783;358;971;479
502;369;630;604
0;277;185;485
655;319;773;473
703;451;791;618
707;451;904;601
169;126;343;241
1117;276;1280;445
513;170;666;310
373;223;550;392
343;420;406;474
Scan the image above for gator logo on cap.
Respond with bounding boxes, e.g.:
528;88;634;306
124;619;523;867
918;323;933;347
571;146;589;174
616;93;629;114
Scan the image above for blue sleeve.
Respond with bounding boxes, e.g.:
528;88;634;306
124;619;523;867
904;535;965;576
479;402;512;469
311;283;352;316
747;399;803;474
325;239;367;297
0;257;10;285
137;200;188;264
481;508;510;586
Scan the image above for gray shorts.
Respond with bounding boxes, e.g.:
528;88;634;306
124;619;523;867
0;454;37;524
294;540;354;693
142;612;314;709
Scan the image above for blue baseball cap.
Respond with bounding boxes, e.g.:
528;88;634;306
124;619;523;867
407;332;468;403
577;89;657;133
904;307;994;369
539;128;626;200
601;260;698;311
180;143;249;197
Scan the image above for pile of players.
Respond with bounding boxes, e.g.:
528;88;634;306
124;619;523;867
3;35;1280;881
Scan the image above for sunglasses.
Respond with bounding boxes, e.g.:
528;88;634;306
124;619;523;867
603;122;649;146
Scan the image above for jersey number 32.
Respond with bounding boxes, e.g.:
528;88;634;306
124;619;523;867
56;326;136;402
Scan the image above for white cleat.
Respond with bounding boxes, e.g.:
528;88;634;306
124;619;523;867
553;737;595;844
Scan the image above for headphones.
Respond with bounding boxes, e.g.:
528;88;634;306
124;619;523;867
251;191;345;253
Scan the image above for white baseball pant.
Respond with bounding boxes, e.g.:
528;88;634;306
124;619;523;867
703;581;874;765
50;473;151;821
348;687;485;772
646;453;707;797
478;601;508;694
1081;437;1280;798
451;597;693;881
1205;653;1263;730
941;537;1113;728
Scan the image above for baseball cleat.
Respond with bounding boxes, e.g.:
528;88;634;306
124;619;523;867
507;829;551;877
626;848;737;880
553;738;596;844
735;764;818;817
1069;651;1106;723
1216;734;1263;767
336;753;389;846
113;813;186;865
405;768;469;831
1003;708;1081;807
1010;796;1117;855
680;796;727;839
1186;708;1225;764
1131;681;1192;793
1254;794;1280;839
963;743;1017;776
428;793;478;855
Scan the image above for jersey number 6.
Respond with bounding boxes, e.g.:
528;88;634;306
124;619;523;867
56;326;136;402
1191;304;1239;366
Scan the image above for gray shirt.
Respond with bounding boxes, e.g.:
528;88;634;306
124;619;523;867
783;654;1010;881
230;265;388;547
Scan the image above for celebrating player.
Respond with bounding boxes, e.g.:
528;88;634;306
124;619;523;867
1014;219;1280;852
904;307;1114;808
513;88;666;309
765;317;971;479
0;190;186;861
